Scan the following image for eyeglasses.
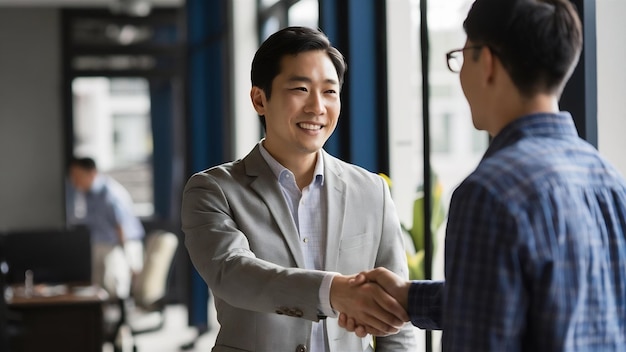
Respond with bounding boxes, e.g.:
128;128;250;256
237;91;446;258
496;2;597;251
445;45;484;73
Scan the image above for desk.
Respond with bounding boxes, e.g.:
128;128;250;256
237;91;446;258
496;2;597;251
7;285;108;352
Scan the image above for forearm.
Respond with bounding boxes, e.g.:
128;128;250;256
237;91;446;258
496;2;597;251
185;230;326;321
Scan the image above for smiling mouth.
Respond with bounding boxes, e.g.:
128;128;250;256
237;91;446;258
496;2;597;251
298;122;324;130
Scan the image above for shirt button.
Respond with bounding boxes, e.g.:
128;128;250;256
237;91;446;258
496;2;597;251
295;344;307;352
303;237;308;243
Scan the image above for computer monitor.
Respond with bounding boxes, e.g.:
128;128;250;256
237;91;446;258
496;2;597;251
0;226;91;285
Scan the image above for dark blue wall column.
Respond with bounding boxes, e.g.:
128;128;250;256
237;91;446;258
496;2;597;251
186;0;229;329
150;79;174;219
346;0;380;172
319;0;388;173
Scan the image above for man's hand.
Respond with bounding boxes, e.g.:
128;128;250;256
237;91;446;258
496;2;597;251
337;267;411;337
330;274;408;336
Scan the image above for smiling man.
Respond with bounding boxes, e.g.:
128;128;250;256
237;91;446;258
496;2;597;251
181;27;416;352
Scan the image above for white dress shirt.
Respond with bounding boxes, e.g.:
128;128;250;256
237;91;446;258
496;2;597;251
259;141;336;352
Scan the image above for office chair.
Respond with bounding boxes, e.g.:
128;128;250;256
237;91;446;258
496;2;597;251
107;230;178;352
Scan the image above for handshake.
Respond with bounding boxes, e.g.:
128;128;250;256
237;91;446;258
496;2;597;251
330;267;411;338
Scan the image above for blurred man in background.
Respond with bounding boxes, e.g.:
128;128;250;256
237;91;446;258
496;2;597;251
67;156;144;298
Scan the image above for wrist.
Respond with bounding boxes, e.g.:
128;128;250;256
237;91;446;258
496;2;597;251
398;281;411;311
329;275;349;312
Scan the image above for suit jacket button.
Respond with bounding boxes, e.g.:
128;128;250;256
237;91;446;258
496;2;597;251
293;309;303;317
295;344;307;352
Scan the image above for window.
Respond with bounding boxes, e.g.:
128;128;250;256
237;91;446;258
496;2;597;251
387;1;488;348
63;8;185;220
72;77;154;216
258;0;319;41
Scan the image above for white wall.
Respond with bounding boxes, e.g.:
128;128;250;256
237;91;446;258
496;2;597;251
0;8;65;230
597;0;626;177
230;0;261;160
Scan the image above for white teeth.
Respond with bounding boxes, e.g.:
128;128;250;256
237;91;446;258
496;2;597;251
299;123;322;130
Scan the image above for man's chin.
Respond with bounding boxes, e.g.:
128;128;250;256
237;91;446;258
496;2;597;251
298;143;324;155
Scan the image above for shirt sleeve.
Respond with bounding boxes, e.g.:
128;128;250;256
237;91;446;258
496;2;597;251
408;280;444;330
442;179;527;350
318;272;339;318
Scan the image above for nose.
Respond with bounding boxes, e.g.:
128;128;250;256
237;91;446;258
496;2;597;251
304;92;326;115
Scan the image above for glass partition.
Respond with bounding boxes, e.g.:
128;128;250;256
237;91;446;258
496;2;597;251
387;1;488;349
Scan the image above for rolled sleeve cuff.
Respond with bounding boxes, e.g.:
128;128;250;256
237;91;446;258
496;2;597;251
408;280;445;330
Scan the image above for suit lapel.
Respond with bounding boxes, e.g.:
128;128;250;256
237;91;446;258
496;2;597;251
245;146;306;269
322;152;347;272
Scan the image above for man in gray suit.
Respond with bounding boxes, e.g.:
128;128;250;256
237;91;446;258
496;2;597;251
182;26;416;352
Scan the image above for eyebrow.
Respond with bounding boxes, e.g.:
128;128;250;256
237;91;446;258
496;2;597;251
287;75;339;86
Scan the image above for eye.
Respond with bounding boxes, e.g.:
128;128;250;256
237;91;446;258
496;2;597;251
290;87;308;92
325;89;337;94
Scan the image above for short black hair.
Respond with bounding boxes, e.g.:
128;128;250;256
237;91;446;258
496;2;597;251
250;26;347;128
463;0;583;97
68;156;97;171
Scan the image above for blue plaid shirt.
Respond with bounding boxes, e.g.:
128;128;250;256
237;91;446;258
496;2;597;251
408;112;626;351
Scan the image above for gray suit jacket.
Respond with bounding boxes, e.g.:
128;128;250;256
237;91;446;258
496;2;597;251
182;145;417;352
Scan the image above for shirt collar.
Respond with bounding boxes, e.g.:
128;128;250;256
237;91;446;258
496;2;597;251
258;140;325;186
484;112;579;159
90;174;106;193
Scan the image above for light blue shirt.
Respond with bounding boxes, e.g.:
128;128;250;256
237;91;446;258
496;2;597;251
259;141;335;352
68;174;145;245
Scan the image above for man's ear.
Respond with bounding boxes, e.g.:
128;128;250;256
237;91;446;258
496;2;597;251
250;86;266;116
481;46;496;86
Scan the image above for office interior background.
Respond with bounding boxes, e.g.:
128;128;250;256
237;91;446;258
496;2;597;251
0;0;624;351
